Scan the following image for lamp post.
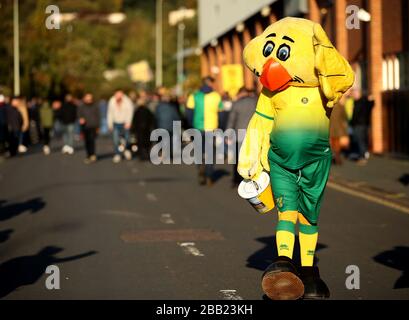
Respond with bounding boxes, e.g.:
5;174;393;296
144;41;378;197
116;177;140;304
176;23;185;96
13;0;20;96
156;0;163;88
169;7;196;97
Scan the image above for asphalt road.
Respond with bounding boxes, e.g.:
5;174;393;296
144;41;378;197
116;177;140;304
0;139;408;300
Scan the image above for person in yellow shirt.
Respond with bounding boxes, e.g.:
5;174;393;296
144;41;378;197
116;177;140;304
186;77;223;186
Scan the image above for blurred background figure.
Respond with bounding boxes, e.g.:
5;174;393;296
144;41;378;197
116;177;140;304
98;98;109;136
187;76;222;186
39;100;54;155
226;87;257;187
78;93;100;164
132;93;155;161
60;94;77;155
0;94;8;157
52;100;63;140
219;92;232;131
16;97;29;154
155;87;181;161
330;96;349;166
145;91;159;115
350;89;375;166
107;89;134;163
5;96;23;157
27;97;42;146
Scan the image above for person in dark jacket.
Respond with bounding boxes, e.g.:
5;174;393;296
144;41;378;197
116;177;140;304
226;87;257;186
351;89;374;165
60;94;77;155
155;88;180;161
5;96;23;157
78;93;100;164
132;102;155;161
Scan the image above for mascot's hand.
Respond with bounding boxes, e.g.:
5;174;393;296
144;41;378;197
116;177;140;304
238;90;274;180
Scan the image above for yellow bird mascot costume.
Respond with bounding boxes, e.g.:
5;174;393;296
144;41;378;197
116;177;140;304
239;17;354;300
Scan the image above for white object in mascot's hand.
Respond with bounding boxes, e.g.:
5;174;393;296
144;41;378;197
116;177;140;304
238;171;275;214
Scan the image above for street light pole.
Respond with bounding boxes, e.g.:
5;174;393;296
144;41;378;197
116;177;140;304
155;0;163;88
176;22;185;97
13;0;20;96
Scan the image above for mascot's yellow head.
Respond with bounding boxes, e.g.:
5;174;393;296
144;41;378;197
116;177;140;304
243;17;354;107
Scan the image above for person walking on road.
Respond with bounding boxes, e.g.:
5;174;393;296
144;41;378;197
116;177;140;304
16;97;29;154
107;89;134;163
39;100;54;155
186;76;223;186
226;87;257;187
78;93;100;164
351;89;374;165
5;96;24;157
155;87;180;161
330;96;349;165
60;94;77;155
132;98;155;161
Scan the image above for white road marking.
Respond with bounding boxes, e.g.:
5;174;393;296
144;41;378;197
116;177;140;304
178;242;204;257
219;290;243;300
146;193;157;202
327;181;409;215
101;210;143;218
160;213;175;224
139;180;146;187
131;168;139;174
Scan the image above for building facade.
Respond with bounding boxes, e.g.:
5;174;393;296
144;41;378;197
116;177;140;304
198;0;409;156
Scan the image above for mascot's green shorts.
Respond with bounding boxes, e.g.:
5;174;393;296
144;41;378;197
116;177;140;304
269;156;332;225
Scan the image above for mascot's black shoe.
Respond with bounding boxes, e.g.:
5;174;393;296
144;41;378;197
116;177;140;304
300;266;330;300
261;256;304;300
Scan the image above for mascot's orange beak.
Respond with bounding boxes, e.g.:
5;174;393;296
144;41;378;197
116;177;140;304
260;58;292;92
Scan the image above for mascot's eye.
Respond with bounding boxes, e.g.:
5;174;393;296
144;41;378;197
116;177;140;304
276;44;291;61
263;41;275;57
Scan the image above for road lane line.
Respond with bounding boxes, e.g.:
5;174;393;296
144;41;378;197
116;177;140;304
146;193;158;202
178;242;204;257
160;213;175;224
219;290;243;300
131;168;139;174
139;180;146;187
327;181;409;215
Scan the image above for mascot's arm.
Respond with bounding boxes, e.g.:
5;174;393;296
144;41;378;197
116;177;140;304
238;88;274;179
313;23;355;107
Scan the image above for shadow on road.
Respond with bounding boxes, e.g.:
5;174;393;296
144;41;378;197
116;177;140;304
398;174;409;186
0;246;97;298
373;246;409;289
0;229;13;244
0;198;46;222
246;235;328;271
213;169;230;184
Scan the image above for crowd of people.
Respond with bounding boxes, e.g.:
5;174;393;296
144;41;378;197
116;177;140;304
0;80;374;186
0;89;170;164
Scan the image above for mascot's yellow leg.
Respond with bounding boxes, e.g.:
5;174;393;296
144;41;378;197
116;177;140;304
298;213;318;267
276;211;298;259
